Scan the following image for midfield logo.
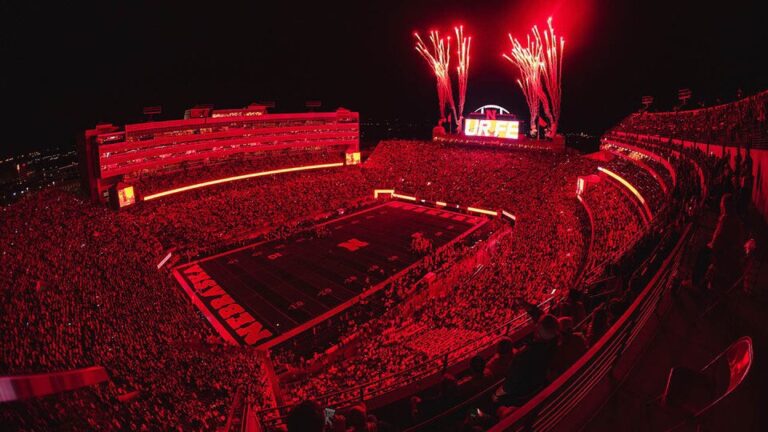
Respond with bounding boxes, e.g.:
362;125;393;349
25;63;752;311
338;238;369;252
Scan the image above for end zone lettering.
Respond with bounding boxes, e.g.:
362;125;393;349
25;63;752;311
182;264;273;345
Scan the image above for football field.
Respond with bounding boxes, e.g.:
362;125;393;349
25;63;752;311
173;201;485;347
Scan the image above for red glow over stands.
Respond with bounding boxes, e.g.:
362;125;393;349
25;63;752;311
79;106;360;205
8;91;765;431
4;129;762;430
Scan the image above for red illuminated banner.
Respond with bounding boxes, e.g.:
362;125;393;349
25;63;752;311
464;118;519;139
0;367;109;402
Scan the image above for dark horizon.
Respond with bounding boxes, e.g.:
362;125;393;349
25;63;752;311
1;0;765;156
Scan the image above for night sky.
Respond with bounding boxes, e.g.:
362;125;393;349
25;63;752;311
1;0;765;156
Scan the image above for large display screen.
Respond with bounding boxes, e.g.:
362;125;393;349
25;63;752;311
117;186;135;208
464;118;519;140
345;151;361;165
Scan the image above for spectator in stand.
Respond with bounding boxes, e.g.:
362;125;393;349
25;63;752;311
286;400;324;432
0;127;706;429
549;317;588;377
495;304;561;406
741;238;759;296
484;337;515;379
345;405;372;432
606;297;627;323
460;355;490;397
613;90;767;147
554;290;587;325
410;374;462;422
586;305;609;346
707;193;745;291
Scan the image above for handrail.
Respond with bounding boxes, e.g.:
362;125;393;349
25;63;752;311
222;386;244;432
700;274;746;318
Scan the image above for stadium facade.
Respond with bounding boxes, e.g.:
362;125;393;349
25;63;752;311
78;105;360;206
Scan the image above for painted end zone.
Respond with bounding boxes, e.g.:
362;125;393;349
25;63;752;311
174;264;275;346
173;269;241;345
171;201;490;348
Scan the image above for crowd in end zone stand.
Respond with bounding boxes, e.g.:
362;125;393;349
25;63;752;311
0;98;762;430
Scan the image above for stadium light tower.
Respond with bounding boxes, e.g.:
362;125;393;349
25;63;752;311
143;106;162;121
305;100;322;111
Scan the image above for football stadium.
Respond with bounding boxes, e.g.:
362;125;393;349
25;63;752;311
1;1;766;431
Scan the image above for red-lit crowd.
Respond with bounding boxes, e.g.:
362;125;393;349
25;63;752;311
0;189;281;429
276;128;743;431
0;163;372;429
132;166;371;258
270;140;665;411
0;130;719;430
579;178;645;284
615;90;767;146
131;147;346;196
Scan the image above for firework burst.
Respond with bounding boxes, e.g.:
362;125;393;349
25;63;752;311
504;17;564;138
415;30;457;127
503;33;545;137
454;25;471;129
533;17;564;137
